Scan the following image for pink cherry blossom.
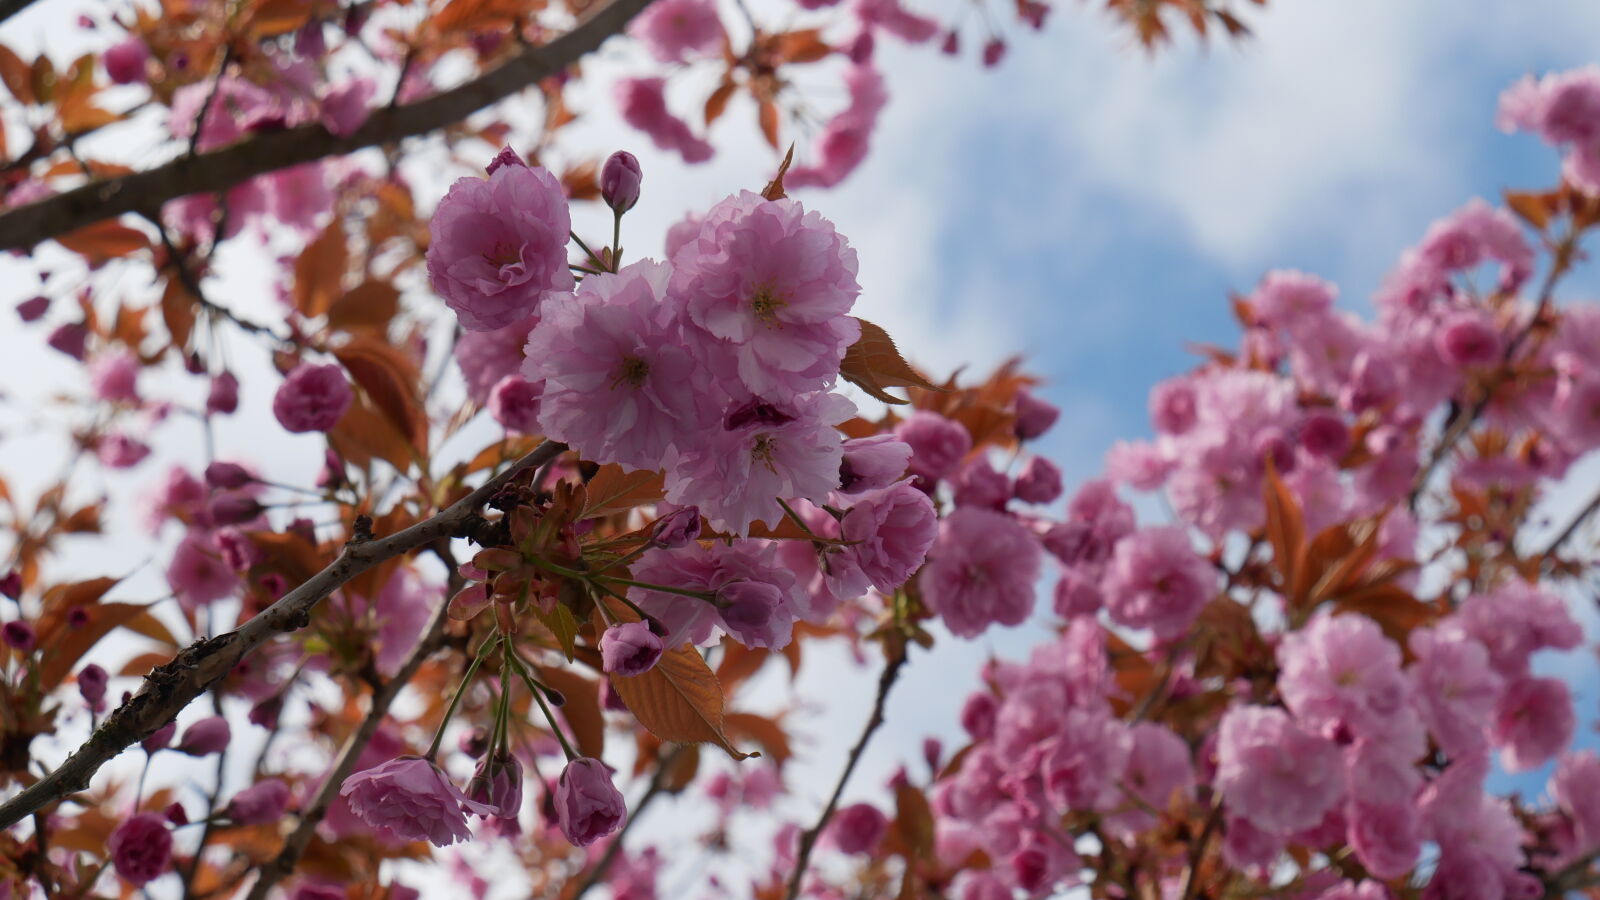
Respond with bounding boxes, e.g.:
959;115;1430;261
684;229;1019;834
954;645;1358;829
109;812;172;885
167;532;240;612
829;803;888;854
455;314;538;405
1101;526;1215;640
1216;705;1343;834
840;481;937;592
838;435;912;493
488;374;542;432
1277;612;1412;743
226;779;290;824
895;410;971;483
89;350;141;402
1408;626;1503;756
526;260;712;470
1490;676;1573;772
616;77;713;164
555;757;626;846
670;191;861;397
920;507;1042;638
426;158;574;332
339;756;492;846
600;621;664;675
273;363;352;433
628;0;724;63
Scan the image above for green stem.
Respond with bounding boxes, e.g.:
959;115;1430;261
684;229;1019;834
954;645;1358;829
426;635;499;760
776;498;820;539
595;575;716;602
506;650;579;761
569;231;610;273
611;211;623;270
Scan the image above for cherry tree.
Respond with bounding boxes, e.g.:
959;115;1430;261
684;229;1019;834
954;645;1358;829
3;1;1600;900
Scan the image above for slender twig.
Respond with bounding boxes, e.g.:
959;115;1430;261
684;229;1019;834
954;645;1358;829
147;215;286;342
0;0;652;251
1539;485;1600;562
243;544;459;900
0;442;565;830
187;47;234;158
783;649;909;900
1543;845;1600;897
1408;233;1576;509
1178;796;1224;900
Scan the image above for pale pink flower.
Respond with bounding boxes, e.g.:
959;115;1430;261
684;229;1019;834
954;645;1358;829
1408;627;1503;756
895;410;971;483
1450;581;1581;676
1347;801;1422;879
1277;612;1412;743
920;507;1042;638
1552;751;1600;850
840;481;937;591
426;158;575;332
167;532;239;612
853;0;939;42
671;191;861;397
226;779;290;824
616;77;713;164
319;77;374;137
628;0;724;63
1251;269;1337;328
628;540;804;649
526;261;711;470
339;756;491;846
787;64;887;190
1215;705;1343;834
1490;676;1573;772
828;803;888;854
89;350;140;402
664;391;854;535
1102;526;1214;640
455;314;538;404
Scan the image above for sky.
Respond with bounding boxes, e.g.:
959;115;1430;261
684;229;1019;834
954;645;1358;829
5;0;1600;896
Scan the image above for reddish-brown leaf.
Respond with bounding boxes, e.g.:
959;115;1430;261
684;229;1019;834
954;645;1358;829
39;602;163;690
1504;190;1552;231
55;220;149;268
761;143;794;201
724;712;792;764
771;29;832;64
758;99;780;150
1262;459;1306;604
839;318;941;405
335;336;428;457
294;222;346;319
326;281;399;333
581;465;665;519
705;78;737;127
0;45;34;104
246;0;317;38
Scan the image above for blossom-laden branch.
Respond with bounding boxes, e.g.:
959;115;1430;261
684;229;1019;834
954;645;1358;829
0;0;651;251
240;545;458;900
784;646;908;900
0;441;565;831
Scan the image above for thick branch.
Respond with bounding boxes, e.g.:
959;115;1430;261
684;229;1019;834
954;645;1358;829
0;441;565;830
0;0;650;251
783;649;908;900
0;0;41;25
243;553;456;900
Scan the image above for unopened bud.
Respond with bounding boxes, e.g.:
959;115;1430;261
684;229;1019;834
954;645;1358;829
600;151;643;215
650;506;701;549
205;461;253;490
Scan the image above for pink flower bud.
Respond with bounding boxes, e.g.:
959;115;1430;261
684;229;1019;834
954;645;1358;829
272;363;352;433
3;620;35;652
982;38;1006;68
459;727;490;758
205;461;254;489
143;721;176;752
1437;313;1503;368
164;802;188;826
488;374;542;433
0;569;19;600
103;38;150;85
109;812;172;885
225;778;290;824
206;372;239;415
78;663;108;710
1012;386;1059;440
466;750;524;819
207;494;264;526
46;322;88;360
828;803;887;854
66;606;89;628
960;692;998;739
717;581;788;649
1300;413;1351;460
1012;455;1063;504
838;435;912;494
650;506;701;548
555;757;626;846
600;622;664;676
16;296;48;322
176;715;231;756
940;30;959;55
601;151;643;214
248;695;282;729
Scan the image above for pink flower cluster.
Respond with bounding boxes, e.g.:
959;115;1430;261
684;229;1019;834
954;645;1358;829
1499;65;1600;194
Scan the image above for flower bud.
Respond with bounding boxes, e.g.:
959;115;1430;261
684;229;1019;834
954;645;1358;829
982;38;1006;68
78;663;108;711
66;606;89;628
600;622;664;676
0;570;19;600
650;506;701;548
205;461;254;490
206;372;239;415
3;620;35;652
1012;387;1059;440
225;778;290;825
248;694;283;729
47;323;88;360
600;151;643;214
109;812;172;885
828;803;888;854
272;363;352;434
143;720;177;752
466;750;524;819
176;715;231;756
555;757;626;846
164;802;189;826
16;296;48;322
838;435;912;494
208;494;264;526
104;37;150;85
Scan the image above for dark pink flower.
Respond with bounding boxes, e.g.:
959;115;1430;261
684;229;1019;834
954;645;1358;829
616;77;713;164
1102;526;1215;640
555;757;626;847
920;507;1042;638
104;37;150;84
841;482;937;592
77;663;108;711
829;803;887;854
339;756;492;846
206;372;240;415
15;296;48;322
2;619;34;651
109;812;172;885
273;363;352;433
896;411;971;483
628;0;723;62
426;158;574;332
89;350;141;403
319;77;374;137
487;374;543;433
177;715;231;756
167;531;239;611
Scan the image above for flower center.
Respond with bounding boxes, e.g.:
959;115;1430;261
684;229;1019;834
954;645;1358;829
750;286;787;324
751;434;779;472
485;241;521;270
611;355;650;389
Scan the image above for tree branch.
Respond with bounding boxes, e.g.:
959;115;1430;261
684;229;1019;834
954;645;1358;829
0;441;566;830
0;0;42;25
783;648;908;900
242;547;457;900
0;0;651;251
